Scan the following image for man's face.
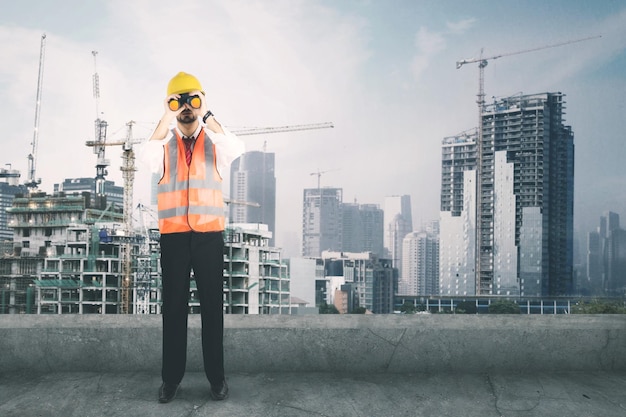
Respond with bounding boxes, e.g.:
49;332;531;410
176;105;196;124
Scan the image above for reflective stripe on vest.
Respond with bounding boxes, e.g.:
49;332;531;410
157;129;225;234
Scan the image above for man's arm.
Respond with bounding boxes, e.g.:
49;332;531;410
204;113;225;135
149;94;182;140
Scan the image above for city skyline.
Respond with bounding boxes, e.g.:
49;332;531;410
0;1;624;250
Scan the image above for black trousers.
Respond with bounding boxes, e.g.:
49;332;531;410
160;231;225;386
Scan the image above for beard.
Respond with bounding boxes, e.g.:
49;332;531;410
176;110;196;124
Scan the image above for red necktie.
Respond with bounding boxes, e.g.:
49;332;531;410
183;137;194;165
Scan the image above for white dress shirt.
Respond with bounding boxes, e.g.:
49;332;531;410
141;121;245;179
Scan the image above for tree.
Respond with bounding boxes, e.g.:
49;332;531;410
455;300;477;314
399;301;416;314
350;306;367;314
488;300;520;314
571;299;626;314
319;302;339;314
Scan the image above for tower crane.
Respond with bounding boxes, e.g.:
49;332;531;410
456;35;601;294
25;33;46;190
86;119;333;313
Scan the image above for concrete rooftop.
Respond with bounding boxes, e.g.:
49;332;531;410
2;370;626;416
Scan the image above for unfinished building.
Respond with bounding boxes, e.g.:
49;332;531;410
0;192;291;314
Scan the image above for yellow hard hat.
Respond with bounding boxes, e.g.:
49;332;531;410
167;72;204;96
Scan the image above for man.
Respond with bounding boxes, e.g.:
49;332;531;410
147;72;244;403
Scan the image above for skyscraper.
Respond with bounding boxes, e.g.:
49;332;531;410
440;92;575;296
230;151;276;245
383;195;413;279
302;187;342;257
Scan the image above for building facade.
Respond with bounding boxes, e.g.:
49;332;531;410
230;151;277;246
54;177;124;211
0;180;28;243
383;195;413;279
302;187;343;257
401;224;440;296
439;132;477;296
2;192;124;314
286;257;322;308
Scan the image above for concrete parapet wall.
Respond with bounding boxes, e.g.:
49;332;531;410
1;315;624;374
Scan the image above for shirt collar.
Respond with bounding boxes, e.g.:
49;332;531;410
176;124;202;140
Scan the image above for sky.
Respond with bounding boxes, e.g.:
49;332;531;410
0;0;625;257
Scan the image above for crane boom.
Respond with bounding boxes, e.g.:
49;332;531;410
455;35;602;69
231;122;333;136
26;33;46;190
456;34;601;295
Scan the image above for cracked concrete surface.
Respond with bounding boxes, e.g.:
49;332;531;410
2;316;626;415
1;371;625;417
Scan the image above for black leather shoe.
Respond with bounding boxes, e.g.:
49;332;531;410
158;382;179;403
210;380;229;401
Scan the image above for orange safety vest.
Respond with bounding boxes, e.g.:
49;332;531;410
157;129;225;234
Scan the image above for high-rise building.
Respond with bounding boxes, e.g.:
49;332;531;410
586;230;602;291
383;195;413;278
401;223;439;296
440;92;575;297
302;187;342;257
230;151;276;245
341;203;384;257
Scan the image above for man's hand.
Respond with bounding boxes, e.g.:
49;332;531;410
149;94;184;141
195;91;224;134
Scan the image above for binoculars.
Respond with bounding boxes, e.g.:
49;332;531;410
168;93;202;111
